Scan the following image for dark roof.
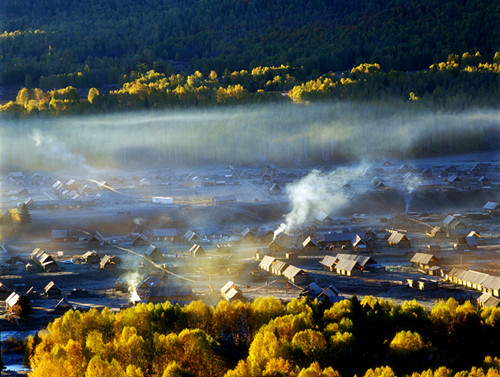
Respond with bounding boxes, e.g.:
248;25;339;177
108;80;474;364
322;232;357;243
153;228;178;237
302;236;317;248
51;230;71;238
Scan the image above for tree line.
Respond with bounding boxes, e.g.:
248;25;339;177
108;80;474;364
1;53;499;116
24;296;500;377
1;0;498;87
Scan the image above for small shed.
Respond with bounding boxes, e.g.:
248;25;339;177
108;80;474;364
53;297;74;314
483;201;499;216
271;260;289;276
335;259;362;276
145;245;164;263
44;281;62;298
183;230;200;243
225;287;247;302
189;244;205;257
268;235;297;254
319;255;338;272
133;233;149;246
443;215;466;230
410;253;441;269
301;236;318;252
82;251;100;264
100;255;118;269
259;255;276;272
477;292;500;308
315;211;334;226
5;292;20;309
387;232;411;248
88;231;106;247
241;228;257;242
426;226;447;238
282;265;308;284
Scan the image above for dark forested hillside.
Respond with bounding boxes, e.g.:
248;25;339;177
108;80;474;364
1;0;499;86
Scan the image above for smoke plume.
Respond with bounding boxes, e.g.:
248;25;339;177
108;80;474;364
274;164;370;238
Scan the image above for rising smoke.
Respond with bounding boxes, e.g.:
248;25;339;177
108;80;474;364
274;164;371;238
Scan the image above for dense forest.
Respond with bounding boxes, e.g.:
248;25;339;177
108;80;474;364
1;0;499;87
23;296;500;377
1;53;499;116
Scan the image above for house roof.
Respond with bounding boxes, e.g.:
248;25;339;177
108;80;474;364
315;211;331;223
149;283;191;297
320;255;338;268
225;287;245;301
100;255;115;267
335;254;376;267
429;226;446;236
462;270;488;285
302;236;317;248
483;201;499;211
410;253;439;265
146;244;161;256
44;281;60;292
51;230;70;239
184;230;198;241
152;228;178;237
259;255;276;269
388;232;408;244
221;281;236;295
467;231;481;238
82;251;98;259
54;297;74;311
351;234;366;247
283;265;306;279
190;244;205;255
322;232;357;243
241;228;256;238
272;260;289;273
481;275;500;291
139;276;162;288
478;293;500;307
335;259;361;272
31;248;45;260
6;292;20;307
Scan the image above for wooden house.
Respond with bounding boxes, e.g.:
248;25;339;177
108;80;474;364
410;253;441;269
88;231;106;247
133;233;149;246
483;201;499;216
426;226;447;238
268;183;282;195
467;231;485;245
481;275;500;297
271;260;289;276
259;255;276;272
148;281;192;303
282;265;308;284
53;297;74;315
387;232;411;248
477;292;500;308
335;254;377;269
318;232;357;249
352;234;370;252
5;292;20;309
320;255;338;272
443;215;466;231
241;228;257;242
268;235;297;254
51;229;78;242
82;251;100;264
137;276;162;299
221;281;246;302
152;228;178;242
100;255;118;269
315;211;334;226
183;230;200;243
189;244;205;257
301;236;318;253
44;281;62;298
335;259;362;276
145;245;164;263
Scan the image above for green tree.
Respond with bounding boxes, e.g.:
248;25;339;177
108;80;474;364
20;203;31;224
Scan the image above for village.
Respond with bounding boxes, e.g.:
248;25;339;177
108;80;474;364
1;158;500;364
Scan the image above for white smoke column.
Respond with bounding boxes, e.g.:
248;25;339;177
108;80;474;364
402;172;422;213
274;164;370;238
125;271;141;302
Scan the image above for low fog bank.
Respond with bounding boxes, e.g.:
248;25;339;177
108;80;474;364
1;101;499;172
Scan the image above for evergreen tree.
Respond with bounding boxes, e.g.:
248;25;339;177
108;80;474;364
20;203;31;224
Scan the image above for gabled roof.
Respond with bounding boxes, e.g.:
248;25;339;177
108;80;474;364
315;211;332;223
184;230;198;241
89;231;105;242
31;248;45;259
139;276;162;288
44;281;60;292
335;259;361;272
146;244;161;257
428;226;446;236
351;234;366;248
335;254;376;267
448;267;468;280
6;292;20;307
410;253;439;265
225;287;246;302
268;235;296;250
54;297;74;311
478;293;500;307
272;260;289;273
189;244;205;255
462;270;488;285
483;201;499;211
320;255;338;268
100;255;115;267
467;231;481;238
51;230;71;239
387;232;408;244
152;228;178;237
221;281;236;295
82;251;98;259
481;275;500;291
241;228;256;239
283;265;306;279
259;255;276;269
302;236;317;248
322;232;357;243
